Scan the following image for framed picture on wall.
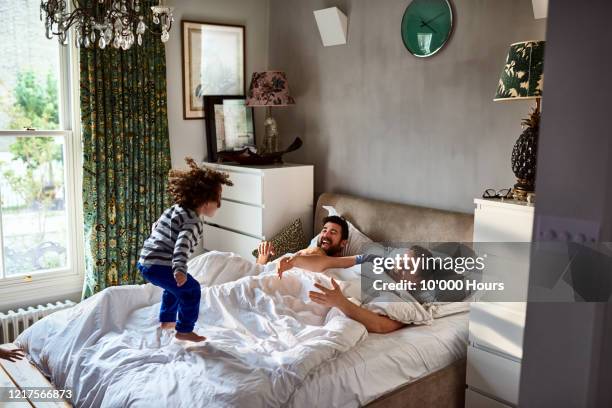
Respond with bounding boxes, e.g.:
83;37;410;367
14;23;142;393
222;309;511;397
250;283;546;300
204;95;256;162
181;21;246;119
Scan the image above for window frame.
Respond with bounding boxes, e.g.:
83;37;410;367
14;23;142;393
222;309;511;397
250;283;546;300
0;29;84;311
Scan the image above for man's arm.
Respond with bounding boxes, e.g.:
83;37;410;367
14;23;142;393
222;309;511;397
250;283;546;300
309;279;405;334
280;254;357;274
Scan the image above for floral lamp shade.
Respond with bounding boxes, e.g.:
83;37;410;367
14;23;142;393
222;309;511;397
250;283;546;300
246;71;295;106
494;40;545;101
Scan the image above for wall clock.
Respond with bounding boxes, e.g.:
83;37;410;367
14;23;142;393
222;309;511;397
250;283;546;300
401;0;453;57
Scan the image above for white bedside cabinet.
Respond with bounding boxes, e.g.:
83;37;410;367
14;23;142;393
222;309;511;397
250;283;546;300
201;163;314;261
466;199;535;408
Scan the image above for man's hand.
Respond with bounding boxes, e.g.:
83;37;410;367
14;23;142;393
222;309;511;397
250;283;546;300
174;271;187;287
309;279;348;308
256;241;275;265
277;256;294;279
0;347;25;362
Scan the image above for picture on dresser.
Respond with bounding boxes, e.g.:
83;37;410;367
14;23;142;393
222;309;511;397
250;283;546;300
204;95;256;162
181;21;245;119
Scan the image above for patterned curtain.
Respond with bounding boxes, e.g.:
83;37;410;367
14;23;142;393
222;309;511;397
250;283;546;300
80;3;171;297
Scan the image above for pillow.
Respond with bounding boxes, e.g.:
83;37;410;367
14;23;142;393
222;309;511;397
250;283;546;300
423;302;471;319
362;292;433;325
324;264;363;301
252;218;309;261
310;205;373;256
422;289;476;319
321;273;432;326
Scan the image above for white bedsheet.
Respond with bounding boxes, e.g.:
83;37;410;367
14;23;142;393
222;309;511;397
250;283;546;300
289;312;469;408
16;252;367;408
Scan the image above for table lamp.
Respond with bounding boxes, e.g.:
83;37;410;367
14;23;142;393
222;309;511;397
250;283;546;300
494;40;545;200
246;71;295;154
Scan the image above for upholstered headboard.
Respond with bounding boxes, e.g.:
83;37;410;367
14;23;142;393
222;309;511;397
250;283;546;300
314;193;474;243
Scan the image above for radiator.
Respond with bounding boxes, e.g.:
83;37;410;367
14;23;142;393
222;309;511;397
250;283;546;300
0;300;76;344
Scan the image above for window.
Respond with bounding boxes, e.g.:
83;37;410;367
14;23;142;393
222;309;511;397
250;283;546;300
0;0;83;307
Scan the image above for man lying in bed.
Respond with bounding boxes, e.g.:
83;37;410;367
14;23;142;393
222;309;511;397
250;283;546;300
256;216;406;334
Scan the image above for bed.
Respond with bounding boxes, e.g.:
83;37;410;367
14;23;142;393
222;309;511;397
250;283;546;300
2;192;473;408
297;193;474;407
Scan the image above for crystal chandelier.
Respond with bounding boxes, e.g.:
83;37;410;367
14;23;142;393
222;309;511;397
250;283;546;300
40;0;174;50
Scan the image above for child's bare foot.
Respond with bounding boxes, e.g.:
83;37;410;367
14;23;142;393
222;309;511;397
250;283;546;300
175;332;206;342
160;322;176;330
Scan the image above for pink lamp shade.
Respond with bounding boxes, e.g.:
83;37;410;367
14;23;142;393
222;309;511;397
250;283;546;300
246;71;296;106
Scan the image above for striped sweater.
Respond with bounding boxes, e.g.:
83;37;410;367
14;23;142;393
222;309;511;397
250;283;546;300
139;205;203;274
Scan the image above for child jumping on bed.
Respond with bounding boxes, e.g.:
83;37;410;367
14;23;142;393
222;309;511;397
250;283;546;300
137;157;233;342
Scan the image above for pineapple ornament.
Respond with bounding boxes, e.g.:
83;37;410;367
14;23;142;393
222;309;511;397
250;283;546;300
511;99;541;200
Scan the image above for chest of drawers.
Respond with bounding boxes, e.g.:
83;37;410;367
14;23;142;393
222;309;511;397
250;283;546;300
466;198;535;407
202;163;314;260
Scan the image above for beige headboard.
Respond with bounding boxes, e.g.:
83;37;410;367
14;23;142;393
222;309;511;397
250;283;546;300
314;193;474;243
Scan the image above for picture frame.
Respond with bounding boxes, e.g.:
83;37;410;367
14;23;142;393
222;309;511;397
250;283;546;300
204;95;256;162
181;20;246;120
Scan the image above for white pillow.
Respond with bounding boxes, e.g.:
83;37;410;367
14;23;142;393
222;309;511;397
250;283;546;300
357;268;434;325
324;264;362;301
310;205;373;256
423;302;470;318
303;261;432;325
362;291;433;325
187;251;263;286
423;292;475;318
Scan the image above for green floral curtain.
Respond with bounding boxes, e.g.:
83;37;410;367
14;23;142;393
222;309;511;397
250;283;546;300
80;3;171;297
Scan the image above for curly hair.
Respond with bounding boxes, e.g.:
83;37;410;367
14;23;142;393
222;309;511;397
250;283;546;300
167;157;233;210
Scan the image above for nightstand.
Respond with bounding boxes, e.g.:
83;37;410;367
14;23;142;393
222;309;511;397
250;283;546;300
201;163;314;260
465;199;535;408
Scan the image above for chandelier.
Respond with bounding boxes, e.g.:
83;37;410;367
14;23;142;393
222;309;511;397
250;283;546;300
40;0;174;50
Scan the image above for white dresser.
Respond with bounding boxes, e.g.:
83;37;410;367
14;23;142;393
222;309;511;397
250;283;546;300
201;163;314;261
466;199;535;408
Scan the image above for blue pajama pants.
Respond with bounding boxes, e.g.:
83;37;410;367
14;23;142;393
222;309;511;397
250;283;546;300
137;263;201;333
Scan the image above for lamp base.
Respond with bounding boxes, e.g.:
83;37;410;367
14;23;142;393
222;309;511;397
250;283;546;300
261;107;279;154
510;100;540;202
512;179;534;201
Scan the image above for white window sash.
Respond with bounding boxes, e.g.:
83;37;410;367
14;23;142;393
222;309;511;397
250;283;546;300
0;28;84;310
0;130;84;309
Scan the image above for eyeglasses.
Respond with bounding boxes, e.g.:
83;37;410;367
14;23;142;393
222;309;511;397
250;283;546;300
482;188;512;199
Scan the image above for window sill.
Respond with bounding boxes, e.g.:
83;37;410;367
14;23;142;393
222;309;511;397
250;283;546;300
0;270;83;312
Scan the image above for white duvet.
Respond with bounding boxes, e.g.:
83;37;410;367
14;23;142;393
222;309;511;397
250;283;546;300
16;252;367;408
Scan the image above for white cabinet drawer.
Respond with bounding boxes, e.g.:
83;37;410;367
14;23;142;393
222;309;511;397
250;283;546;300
206;200;262;238
466;388;512;408
473;207;533;243
202;224;260;261
221;171;262;205
475;253;530;302
468;302;525;360
466;345;521;406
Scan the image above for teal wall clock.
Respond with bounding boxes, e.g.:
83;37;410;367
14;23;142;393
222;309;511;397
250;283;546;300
401;0;454;58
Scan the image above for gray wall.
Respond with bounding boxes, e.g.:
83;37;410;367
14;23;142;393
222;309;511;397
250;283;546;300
269;0;546;213
165;0;270;168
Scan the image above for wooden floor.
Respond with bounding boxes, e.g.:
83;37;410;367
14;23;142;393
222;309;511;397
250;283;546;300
0;343;71;408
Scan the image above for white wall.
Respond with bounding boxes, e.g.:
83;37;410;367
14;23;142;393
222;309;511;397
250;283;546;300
520;0;612;405
165;0;270;168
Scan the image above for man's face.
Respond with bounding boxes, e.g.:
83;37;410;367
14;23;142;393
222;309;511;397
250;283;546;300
317;222;347;256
